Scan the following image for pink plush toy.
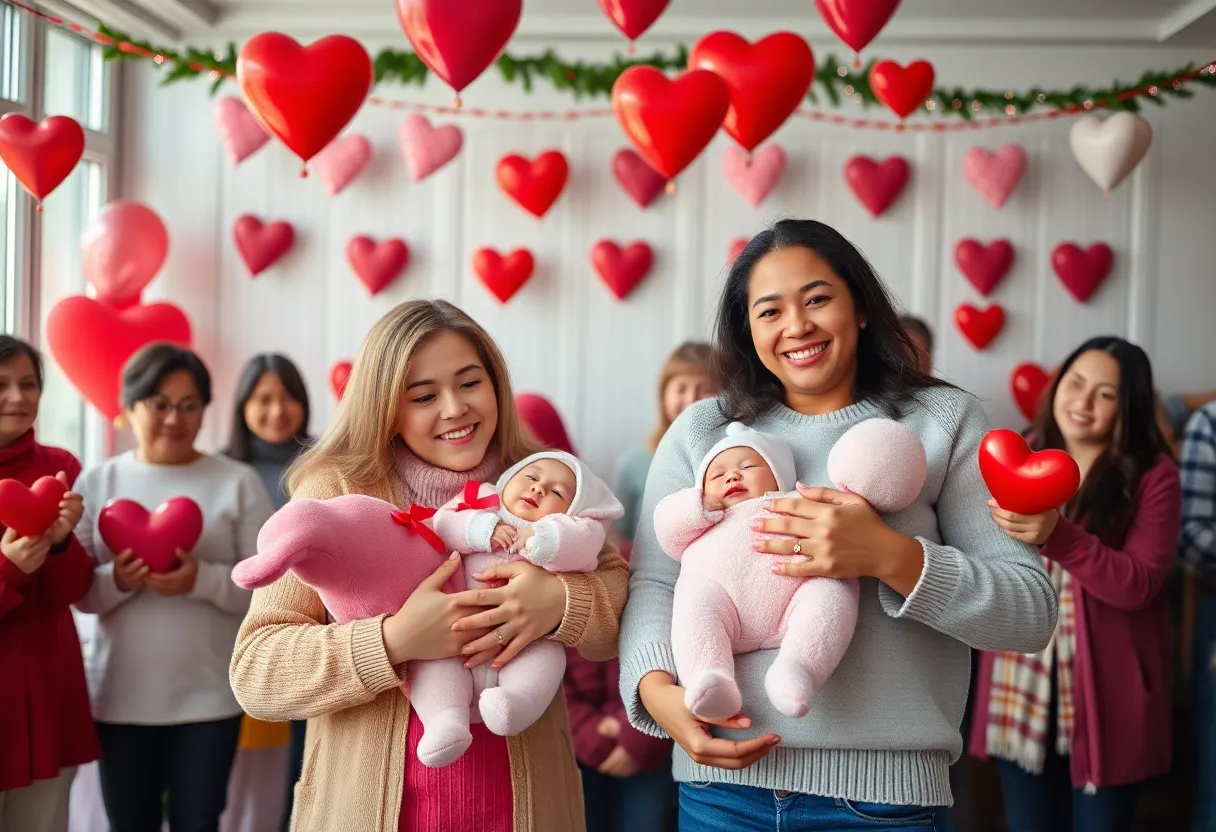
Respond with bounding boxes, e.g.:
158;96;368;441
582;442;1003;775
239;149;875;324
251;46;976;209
655;418;926;720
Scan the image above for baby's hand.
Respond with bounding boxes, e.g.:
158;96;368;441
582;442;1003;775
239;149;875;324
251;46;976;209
490;523;517;551
507;526;535;555
701;491;725;513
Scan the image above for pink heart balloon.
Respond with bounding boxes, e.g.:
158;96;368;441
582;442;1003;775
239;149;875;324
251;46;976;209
399;114;463;181
312;134;372;196
962;144;1026;209
213;97;270;165
81;201;170;310
234;214;295;277
722;144;787;208
611;148;667;209
97;497;204;574
347;235;409;295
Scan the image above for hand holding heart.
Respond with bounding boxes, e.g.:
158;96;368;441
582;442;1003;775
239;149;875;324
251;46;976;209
48;472;83;545
1;527;52;575
987;500;1060;546
144;549;199;596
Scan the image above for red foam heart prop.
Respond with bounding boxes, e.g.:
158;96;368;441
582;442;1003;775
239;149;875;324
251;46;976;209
728;237;748;263
813;0;903;54
396;0;521;94
1052;242;1113;303
0;114;85;202
0;476;68;538
236;33;371;163
1011;362;1051;422
612;148;667;209
347;236;409;295
978;429;1080;516
845;155;909;217
45;298;191;420
688;31;814;152
592;240;654;300
98;497;204;574
954;303;1005;350
234;215;295;276
496;151;569;218
955;238;1014;296
330;361;353;400
597;0;671;40
611;66;731;180
870;60;935;119
473;248;535;304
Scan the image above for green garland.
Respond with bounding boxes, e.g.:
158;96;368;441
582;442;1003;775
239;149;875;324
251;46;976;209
99;23;1215;120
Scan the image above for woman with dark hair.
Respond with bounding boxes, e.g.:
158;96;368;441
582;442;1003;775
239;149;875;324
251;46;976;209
74;343;275;832
971;336;1180;832
619;219;1057;829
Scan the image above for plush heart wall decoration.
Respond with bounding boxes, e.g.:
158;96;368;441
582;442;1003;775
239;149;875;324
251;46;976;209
98;497;204;574
81;201;169;310
234;215;295;276
813;0;903;55
962;144;1026;209
1011;362;1051;422
347;236;409;295
1068;111;1153;195
473;248;535;303
213;97;270;166
330;361;353;400
0;476;68;538
312;134;372;196
596;0;671;41
399;114;463;181
611;148;667;209
869;60;934;119
978;429;1080;516
396;0;522;95
728;237;748;263
592;240;654;300
954;303;1005;350
954;239;1014;297
496;151;569;218
845;155;909;217
1052;242;1113;303
722;144;786;208
0;113;85;202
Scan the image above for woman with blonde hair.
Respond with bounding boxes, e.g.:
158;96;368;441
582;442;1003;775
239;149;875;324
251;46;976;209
230;299;628;832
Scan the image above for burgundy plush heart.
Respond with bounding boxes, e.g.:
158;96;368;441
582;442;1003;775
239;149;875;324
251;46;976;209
234;215;295;276
97;497;204;574
1052;242;1113;303
611;148;667;209
954;238;1014;296
0;476;67;538
844;155;909;217
592;240;654;300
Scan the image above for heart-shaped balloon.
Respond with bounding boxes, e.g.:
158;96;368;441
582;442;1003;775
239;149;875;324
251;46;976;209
213;97;270;166
596;0;671;41
978;429;1080;516
1011;362;1051;422
473;248;535;304
312;134;372;196
81;201;170;310
687;31;814;152
496;151;569;218
236;33;372;164
347;236;409;295
954;238;1014;297
722;144;786;208
954;303;1005;350
592;240;654;300
399;114;463;181
396;0;522;95
845;155;909;217
1068;112;1152;196
611;66;731;181
728;237;748;263
869;59;934;119
813;0;903;54
0;113;85;202
98;497;204;574
962;144;1026;209
330;361;353;400
234;215;295;277
611;148;667;209
45;298;191;420
1052;242;1113;303
0;475;68;538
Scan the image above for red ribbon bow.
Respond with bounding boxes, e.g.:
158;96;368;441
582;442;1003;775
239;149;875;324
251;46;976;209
456;480;499;513
390;504;446;554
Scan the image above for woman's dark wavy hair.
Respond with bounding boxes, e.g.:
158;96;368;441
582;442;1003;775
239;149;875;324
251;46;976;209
1030;336;1172;542
223;353;312;462
711;219;953;423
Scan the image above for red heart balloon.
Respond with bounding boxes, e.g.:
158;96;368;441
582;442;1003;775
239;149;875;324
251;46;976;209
1011;362;1051;422
1052;242;1113;303
45;298;192;420
869;59;934;119
592;240;654;300
611;66;731;180
596;0;671;40
98;497;204;574
955;238;1014;296
978;429;1080;516
687;31;814;152
81;201;170;310
347;236;409;295
496;151;569;218
234;215;295;276
236;34;371;163
0;114;85;202
396;0;522;94
954;303;1005;350
813;0;903;54
0;476;68;538
330;361;353;400
845;155;909;217
473;248;535;304
612;148;667;209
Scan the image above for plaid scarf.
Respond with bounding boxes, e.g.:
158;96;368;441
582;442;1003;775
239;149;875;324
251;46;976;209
984;558;1076;774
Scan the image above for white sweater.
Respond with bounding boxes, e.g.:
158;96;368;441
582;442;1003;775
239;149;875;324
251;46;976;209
74;452;274;724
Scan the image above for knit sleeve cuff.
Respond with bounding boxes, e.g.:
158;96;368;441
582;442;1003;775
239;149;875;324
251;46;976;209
350;616;402;695
878;538;962;626
550;571;595;647
0;555;31;588
617;641;679;739
466;511;499;552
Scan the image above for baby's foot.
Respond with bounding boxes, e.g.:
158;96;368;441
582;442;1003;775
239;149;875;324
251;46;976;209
479;687;545;737
415;713;473;768
764;659;815;718
684;670;742;721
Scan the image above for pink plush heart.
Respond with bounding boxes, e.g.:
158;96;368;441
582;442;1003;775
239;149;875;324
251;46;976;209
1052;242;1113;303
312;134;372;196
347;235;409;295
722;144;786;208
399;114;463;181
97;497;204;574
234;215;295;276
213;97;270;165
962;144;1026;209
611;148;667;209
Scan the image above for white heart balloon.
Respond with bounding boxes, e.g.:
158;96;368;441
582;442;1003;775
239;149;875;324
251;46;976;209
1068;112;1153;195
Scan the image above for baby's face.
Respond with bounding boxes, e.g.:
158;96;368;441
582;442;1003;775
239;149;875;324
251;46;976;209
502;458;576;522
702;446;779;509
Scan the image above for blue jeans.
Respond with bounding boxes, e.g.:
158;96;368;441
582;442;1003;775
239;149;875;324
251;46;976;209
678;782;951;831
581;763;677;832
995;758;1139;832
1193;591;1216;832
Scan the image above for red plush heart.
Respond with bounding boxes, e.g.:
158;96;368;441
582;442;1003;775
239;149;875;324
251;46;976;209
813;0;903;54
1011;362;1051;422
845;155;909;217
688;31;814;152
397;0;521;94
0;476;68;538
612;148;667;209
592;240;654;300
1052;242;1113;303
869;60;935;119
978;429;1081;516
0;114;85;202
234;215;295;276
955;238;1014;296
347;236;409;295
496;151;569;218
330;361;353;400
98;497;204;574
954;303;1005;350
611;66;731;180
473;248;535;304
236;34;371;163
45;298;191;420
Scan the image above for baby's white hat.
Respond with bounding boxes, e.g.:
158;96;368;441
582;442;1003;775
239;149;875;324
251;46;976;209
496;450;624;523
696;422;797;494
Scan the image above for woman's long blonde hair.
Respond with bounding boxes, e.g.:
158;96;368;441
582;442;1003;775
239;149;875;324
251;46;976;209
287;300;539;499
647;341;714;453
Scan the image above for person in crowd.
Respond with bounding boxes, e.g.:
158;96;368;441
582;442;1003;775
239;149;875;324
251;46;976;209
1163;390;1216;444
230;299;628;832
900;315;934;376
0;336;97;832
74;343;275;832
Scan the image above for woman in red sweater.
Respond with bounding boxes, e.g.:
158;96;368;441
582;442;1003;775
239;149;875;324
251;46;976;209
0;335;98;832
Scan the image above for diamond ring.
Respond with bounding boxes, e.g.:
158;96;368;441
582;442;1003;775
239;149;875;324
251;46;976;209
494;631;506;645
793;541;802;555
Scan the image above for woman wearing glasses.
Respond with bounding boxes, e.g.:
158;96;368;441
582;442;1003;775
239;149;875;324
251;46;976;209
74;343;275;832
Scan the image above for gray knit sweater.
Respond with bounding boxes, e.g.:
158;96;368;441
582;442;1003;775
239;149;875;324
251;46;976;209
618;386;1057;807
